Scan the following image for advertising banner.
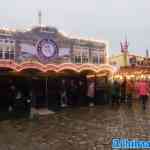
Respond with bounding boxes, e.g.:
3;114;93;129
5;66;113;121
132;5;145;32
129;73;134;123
16;37;71;63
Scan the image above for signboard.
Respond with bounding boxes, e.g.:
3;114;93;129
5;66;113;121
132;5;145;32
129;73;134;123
15;34;71;63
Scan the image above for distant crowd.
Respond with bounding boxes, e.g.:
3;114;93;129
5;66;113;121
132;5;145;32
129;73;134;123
58;78;150;110
1;77;150;115
107;78;150;110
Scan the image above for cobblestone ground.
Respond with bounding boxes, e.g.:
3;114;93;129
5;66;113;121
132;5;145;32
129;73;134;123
0;99;150;150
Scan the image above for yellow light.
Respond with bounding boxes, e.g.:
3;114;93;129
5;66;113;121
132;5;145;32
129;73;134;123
120;76;123;80
126;76;130;80
86;75;95;78
141;75;144;78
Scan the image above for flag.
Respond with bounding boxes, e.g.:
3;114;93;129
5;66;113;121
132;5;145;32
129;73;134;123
124;39;128;52
120;42;124;52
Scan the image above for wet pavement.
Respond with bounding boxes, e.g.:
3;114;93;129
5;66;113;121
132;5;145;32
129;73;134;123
0;100;150;150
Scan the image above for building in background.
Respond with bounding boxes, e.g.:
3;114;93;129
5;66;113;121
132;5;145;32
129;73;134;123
0;26;114;112
0;26;108;65
110;53;150;68
110;52;150;81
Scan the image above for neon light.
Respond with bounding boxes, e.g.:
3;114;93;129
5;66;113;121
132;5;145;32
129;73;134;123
56;67;79;73
0;60;115;75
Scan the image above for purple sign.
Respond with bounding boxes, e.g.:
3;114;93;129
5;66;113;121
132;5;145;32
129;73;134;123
37;39;58;62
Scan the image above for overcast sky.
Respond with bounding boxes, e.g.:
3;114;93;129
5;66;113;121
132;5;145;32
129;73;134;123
0;0;150;56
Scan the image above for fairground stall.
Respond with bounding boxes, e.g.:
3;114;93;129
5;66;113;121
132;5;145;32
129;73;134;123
113;53;150;80
0;26;115;114
112;53;150;103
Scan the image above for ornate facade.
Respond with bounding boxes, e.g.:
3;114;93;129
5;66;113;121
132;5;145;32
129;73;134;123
0;26;113;74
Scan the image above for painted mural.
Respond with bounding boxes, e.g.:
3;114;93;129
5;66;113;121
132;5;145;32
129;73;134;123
0;27;71;64
17;39;71;63
0;26;107;65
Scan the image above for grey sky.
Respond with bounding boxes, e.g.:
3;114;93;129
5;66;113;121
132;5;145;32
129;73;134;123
0;0;150;56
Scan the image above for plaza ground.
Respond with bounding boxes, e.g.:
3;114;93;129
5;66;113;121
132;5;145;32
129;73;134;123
0;99;150;150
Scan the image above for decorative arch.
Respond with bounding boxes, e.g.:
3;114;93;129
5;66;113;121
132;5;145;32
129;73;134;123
58;63;78;69
56;63;79;73
56;67;79;73
97;64;115;75
46;64;57;72
17;61;46;72
79;67;97;74
0;60;115;76
0;65;17;72
0;60;18;72
79;64;98;73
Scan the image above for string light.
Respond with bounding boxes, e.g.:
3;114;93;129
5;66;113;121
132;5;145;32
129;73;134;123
0;60;115;74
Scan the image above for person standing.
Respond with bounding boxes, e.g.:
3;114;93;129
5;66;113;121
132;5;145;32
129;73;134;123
78;80;86;106
111;80;120;105
126;80;135;107
120;78;127;103
136;79;149;110
68;80;76;106
60;79;68;107
71;80;78;107
105;80;113;104
8;85;17;112
87;80;95;107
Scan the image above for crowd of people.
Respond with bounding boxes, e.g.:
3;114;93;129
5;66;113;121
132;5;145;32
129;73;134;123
46;77;150;111
0;78;31;116
109;78;150;110
0;77;150;116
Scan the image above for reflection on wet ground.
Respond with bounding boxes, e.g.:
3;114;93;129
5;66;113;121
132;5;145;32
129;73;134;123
0;99;150;150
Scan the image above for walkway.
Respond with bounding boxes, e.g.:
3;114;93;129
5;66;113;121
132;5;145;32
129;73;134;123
0;99;150;150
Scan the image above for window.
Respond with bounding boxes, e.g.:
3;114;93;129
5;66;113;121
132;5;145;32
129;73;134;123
0;47;15;60
82;48;89;63
6;46;9;51
0;38;15;60
93;56;99;64
91;50;100;64
73;46;89;64
10;51;15;60
5;51;9;59
10;46;15;51
0;48;2;59
100;55;104;63
82;56;88;63
74;55;82;64
73;47;82;64
5;40;8;43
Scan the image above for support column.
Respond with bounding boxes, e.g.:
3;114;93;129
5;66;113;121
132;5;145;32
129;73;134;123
45;76;48;108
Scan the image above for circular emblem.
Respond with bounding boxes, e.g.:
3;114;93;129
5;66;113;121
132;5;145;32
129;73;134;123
37;39;58;62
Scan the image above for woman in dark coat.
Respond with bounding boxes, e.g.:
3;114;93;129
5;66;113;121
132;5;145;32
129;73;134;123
111;81;120;105
78;81;86;106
